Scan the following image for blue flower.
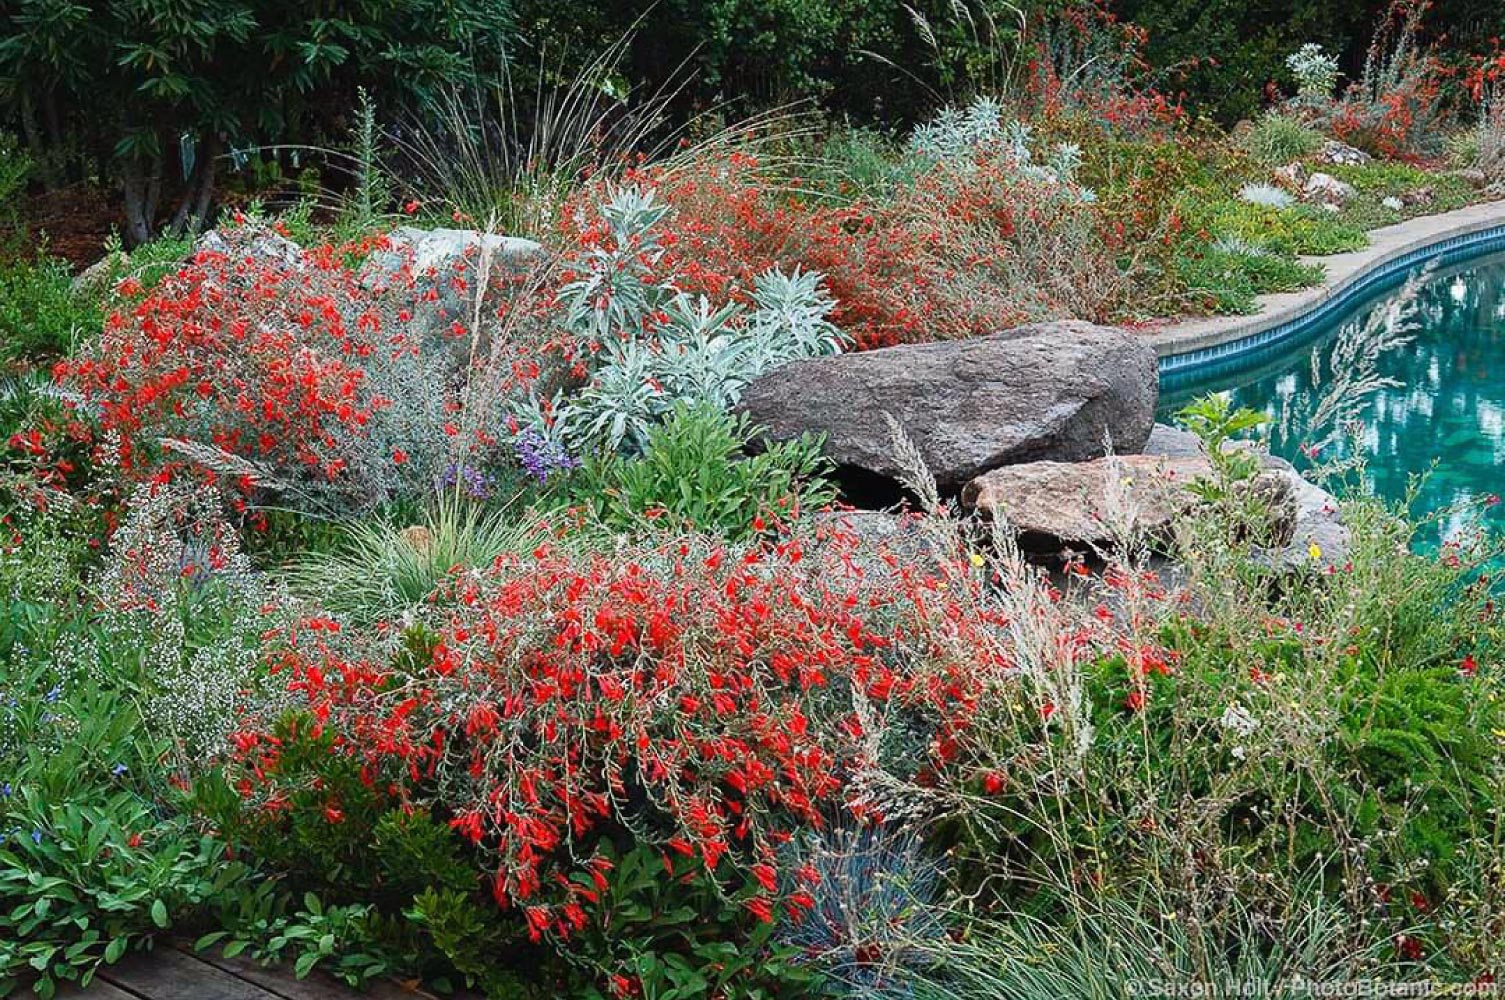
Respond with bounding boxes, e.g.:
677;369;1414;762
0;783;11;797
514;430;579;484
44;685;62;703
30;829;42;845
112;763;129;776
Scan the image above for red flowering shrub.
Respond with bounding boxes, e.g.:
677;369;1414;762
1329;0;1445;160
55;224;548;516
1025;2;1187;140
560;154;942;351
886;152;1138;326
222;523;1019;941
560;147;1137;350
1465;46;1505;182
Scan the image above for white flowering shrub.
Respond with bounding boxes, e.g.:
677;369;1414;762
70;483;293;756
1287;43;1340;103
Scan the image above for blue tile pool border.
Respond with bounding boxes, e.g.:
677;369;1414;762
1157;223;1505;381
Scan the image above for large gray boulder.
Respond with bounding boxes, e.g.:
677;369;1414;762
370;227;542;279
737;321;1157;493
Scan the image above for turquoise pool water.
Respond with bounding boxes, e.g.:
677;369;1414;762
1159;250;1505;544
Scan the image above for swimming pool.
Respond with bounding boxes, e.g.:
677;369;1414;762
1159;250;1505;544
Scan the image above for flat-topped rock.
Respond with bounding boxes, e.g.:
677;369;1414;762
962;454;1242;546
962;451;1349;571
738;320;1157;494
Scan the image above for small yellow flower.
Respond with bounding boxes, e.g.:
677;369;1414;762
969;551;986;568
1308;542;1322;561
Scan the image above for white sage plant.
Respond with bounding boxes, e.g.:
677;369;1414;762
532;186;850;456
1287;43;1340;103
907;96;1096;201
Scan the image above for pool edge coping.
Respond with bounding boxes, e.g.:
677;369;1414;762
1147;197;1505;370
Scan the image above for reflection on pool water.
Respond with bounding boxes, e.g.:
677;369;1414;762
1160;251;1505;546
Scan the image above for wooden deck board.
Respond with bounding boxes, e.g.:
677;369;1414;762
185;944;418;1000
98;948;290;1000
55;940;468;1000
55;980;140;1000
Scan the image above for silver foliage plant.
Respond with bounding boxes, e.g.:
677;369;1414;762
1286;43;1341;103
906;96;1094;201
531;186;849;455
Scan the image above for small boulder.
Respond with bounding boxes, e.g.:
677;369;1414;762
361;227;545;334
737;321;1158;495
1257;470;1350;573
195;226;304;268
1400;186;1435;208
374;227;542;278
1142;422;1203;458
1451;167;1490;189
71;250;131;299
962;452;1347;571
1319;140;1371;166
1140;423;1349;569
1303;172;1356;207
1274;161;1308;190
960;454;1244;548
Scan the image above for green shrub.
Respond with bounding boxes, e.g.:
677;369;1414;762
1176;238;1326;313
1323;162;1476;229
567;405;836;540
1241;112;1323;166
0;623;253;997
0;1;513;243
0;134;28;247
563;843;821;999
1190;197;1369;256
0;256;98;362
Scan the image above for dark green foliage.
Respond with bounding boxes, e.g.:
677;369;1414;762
1117;0;1505;123
0;256;97;362
563;842;822;1000
513;0;1028;126
0;612;250;997
567;405;837;541
0;0;513;240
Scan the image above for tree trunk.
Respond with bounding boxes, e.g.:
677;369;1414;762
145;145;163;225
168;133;220;236
122;147;168;247
41;91;65;180
18;91;57;191
122;160;154;248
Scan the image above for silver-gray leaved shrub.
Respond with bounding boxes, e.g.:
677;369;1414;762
532;185;849;455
